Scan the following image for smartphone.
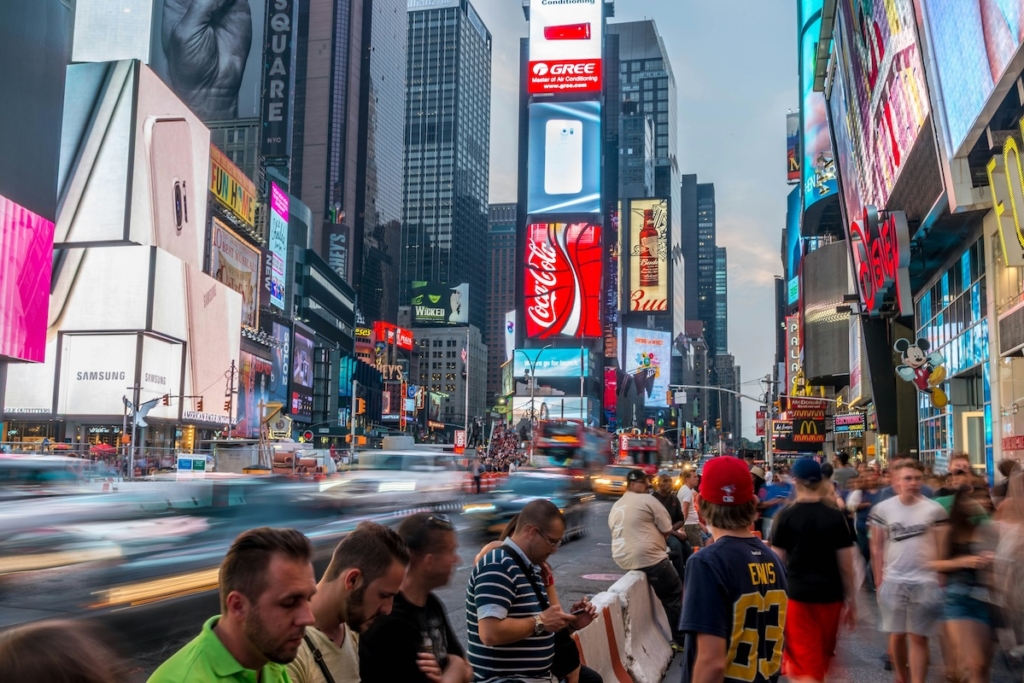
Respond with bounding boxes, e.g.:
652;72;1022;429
544;22;591;40
147;117;200;269
544;119;583;196
185;265;235;418
571;608;587;616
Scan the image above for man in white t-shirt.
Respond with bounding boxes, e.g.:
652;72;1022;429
869;459;947;683
676;469;705;549
610;469;685;649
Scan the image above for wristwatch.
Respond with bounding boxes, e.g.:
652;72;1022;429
533;614;545;636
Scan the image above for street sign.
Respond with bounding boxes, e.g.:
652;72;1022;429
756;411;766;437
302;430;313;441
454;430;467;454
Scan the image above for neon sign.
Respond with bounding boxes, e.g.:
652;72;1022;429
986;114;1024;267
849;206;911;317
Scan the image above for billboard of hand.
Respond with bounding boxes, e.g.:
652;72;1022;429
161;0;253;121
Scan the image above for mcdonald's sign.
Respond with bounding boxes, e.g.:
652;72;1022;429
792;419;826;444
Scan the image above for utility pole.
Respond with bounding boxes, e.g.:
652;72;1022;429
464;328;471;444
764;373;775;470
129;383;140;479
350;379;358;465
579;345;585;421
226;359;237;426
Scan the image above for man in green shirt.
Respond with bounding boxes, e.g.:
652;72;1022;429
149;527;317;683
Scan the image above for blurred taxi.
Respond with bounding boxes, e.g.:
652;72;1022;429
591;465;646;497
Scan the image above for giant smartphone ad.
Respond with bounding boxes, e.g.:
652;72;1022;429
527;101;601;215
291;329;314;419
528;0;603;94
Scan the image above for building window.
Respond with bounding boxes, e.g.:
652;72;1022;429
445;373;456;380
432;373;441;381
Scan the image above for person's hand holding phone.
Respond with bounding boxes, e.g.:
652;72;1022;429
539;605;574;633
569;597;597;630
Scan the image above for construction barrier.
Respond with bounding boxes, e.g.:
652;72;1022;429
572;592;631;683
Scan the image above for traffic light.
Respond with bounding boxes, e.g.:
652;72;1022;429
356;398;366;415
162;394;170;406
224;399;232;413
666;390;673;404
197;397;204;412
657;411;665;428
716;418;722;430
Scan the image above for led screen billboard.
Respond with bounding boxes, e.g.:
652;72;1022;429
528;0;603;94
210;145;257;228
291;329;314;419
211;219;261;329
232;351;272;438
921;0;1024;157
513;348;590;378
624;328;671;408
831;0;929;214
270;322;291;405
268;182;289;310
411;281;470;325
0;194;55;362
785;186;801;306
374;321;414;352
511;396;589;423
787;111;800;184
505;310;516;362
527;101;602;215
800;0;837;209
149;0;266;121
523;222;602;339
185;264;243;423
628;199;669;313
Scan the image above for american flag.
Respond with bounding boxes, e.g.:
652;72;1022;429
461;347;467;363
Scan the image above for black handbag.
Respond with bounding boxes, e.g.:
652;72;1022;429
499;547;581;680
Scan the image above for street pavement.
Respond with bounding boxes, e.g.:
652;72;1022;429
127;498;1024;682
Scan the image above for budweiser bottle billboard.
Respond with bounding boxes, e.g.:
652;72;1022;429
524;222;602;339
639;209;659;287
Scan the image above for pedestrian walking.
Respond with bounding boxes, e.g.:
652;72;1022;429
609;469;686;649
473;459;484;494
653;470;694;584
0;620;129;682
846;471;881;590
678;456;788;683
770;458;857;683
148;528;317;683
869;459;948;683
287;522;409;683
677;469;706;549
932;486;998;683
833;451;859;491
996;471;1024;657
466;499;596;682
360;513;471;683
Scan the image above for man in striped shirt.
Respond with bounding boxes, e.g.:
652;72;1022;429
466;500;587;682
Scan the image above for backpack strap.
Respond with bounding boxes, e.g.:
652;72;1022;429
303;633;337;683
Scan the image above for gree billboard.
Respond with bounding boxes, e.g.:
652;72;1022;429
528;0;603;94
523;222;602;339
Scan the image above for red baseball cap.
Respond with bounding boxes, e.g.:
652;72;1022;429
699;456;755;506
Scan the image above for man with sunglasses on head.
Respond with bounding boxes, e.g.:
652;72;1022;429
360;513;472;683
467;499;597;682
287;522;410;683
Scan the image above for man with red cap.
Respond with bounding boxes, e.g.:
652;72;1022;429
678;456;788;683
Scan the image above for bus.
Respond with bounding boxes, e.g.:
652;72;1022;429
534;420;613;473
616;432;673;474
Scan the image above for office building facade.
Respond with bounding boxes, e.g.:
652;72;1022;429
401;0;492;332
413;325;487;428
486;203;516;402
715;247;728;355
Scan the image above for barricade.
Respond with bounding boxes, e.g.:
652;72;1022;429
572;591;630;683
608;571;673;683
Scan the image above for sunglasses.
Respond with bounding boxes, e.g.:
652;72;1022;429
425;513;454;531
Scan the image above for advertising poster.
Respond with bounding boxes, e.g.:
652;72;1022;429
291;329;314;419
374;321;415;352
523;222;602;339
209;146;257;228
527;101;602;215
232;351;272;438
785;187;801;306
628;199;669;313
527;0;603;94
150;0;266;121
604;201;620;359
787;111;800;184
511;396;589;423
411;281;470;325
268;182;289;310
0;193;54;362
270;322;291;405
57;334;138;417
504;310;516;362
921;0;1024;157
831;0;929;213
323;223;352;285
513;349;590;378
185;264;242;423
428;391;443;425
262;0;297;158
604;366;618;428
799;0;837;210
211;219;261;329
624;328;671;408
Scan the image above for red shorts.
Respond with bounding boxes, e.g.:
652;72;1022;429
783;599;843;681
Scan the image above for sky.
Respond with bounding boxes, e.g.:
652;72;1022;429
472;0;799;440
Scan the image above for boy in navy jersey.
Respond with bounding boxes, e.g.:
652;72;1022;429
679;456;788;683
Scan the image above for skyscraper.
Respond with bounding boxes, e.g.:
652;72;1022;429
715;247;728;355
696;182;717;359
401;0;492;332
486;203;516;402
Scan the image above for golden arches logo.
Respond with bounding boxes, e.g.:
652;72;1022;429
798;421;818;436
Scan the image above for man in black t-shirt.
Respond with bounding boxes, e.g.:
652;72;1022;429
360;513;471;683
770;458;857;683
679;456;788;683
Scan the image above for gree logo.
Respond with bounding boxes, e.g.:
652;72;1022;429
533;63;549;76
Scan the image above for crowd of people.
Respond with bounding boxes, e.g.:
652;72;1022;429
482;424;526;473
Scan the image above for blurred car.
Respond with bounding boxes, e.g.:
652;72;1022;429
590;465;646;497
462;471;593;540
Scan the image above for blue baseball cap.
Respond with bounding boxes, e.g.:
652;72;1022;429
791;457;823;483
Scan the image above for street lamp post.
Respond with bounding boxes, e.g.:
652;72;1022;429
515;345;552;460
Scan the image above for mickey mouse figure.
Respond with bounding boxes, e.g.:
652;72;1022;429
894;338;948;408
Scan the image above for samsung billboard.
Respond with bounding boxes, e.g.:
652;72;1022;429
513;348;590;378
527;101;602;215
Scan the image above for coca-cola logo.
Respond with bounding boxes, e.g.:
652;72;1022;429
526;238;560;330
524;223;602;339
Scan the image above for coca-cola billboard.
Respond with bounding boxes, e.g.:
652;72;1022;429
524;222;602;339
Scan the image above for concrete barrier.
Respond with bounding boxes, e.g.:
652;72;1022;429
572;591;630;683
608;571;674;683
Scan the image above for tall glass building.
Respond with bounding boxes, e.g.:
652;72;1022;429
696;182;717;358
715;247;728;355
401;0;491;332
